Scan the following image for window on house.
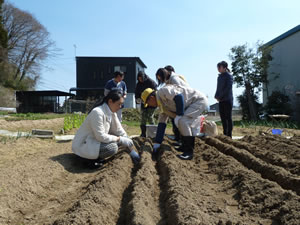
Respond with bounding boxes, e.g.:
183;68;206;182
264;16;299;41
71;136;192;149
114;65;127;73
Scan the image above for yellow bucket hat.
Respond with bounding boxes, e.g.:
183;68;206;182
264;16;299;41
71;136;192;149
141;88;155;107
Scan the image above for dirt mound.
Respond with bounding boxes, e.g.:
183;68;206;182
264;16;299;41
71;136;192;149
0;134;300;224
0;118;64;133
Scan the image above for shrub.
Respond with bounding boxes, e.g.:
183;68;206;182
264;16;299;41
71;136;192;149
265;90;292;115
0;85;15;107
63;113;87;132
237;91;262;120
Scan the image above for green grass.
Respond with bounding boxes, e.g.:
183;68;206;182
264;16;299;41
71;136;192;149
4;113;70;121
63;113;87;131
217;120;300;130
122;120;140;127
0;111;9;116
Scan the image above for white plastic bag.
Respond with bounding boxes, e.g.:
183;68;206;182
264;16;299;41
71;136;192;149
191;115;206;136
202;120;218;136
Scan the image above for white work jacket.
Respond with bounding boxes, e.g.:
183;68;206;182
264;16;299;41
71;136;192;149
165;72;189;87
72;103;126;159
157;84;207;123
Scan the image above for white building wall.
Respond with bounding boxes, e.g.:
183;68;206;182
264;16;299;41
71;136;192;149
124;93;136;108
123;62;145;108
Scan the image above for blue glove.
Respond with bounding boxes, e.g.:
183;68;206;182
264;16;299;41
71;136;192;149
130;150;140;164
152;143;160;160
153;143;160;152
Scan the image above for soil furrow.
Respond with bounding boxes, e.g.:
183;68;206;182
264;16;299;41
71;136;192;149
201;140;300;225
204;136;300;195
120;141;165;225
263;134;300;149
241;135;300;160
290;135;300;144
155;139;269;224
1;131;300;224
216;135;300;175
52;152;133;225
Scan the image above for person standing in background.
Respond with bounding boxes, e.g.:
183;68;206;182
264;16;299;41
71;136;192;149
104;71;127;122
214;61;233;138
135;71;158;137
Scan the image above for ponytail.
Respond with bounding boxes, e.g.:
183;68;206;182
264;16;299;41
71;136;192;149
88;90;123;114
156;68;169;85
217;61;230;73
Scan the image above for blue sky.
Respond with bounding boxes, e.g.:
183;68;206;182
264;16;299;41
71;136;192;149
8;0;300;105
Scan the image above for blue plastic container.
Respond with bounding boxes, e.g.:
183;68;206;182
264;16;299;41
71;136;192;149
272;129;282;135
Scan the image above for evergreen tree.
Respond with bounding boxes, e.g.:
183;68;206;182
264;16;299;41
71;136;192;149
229;42;273;120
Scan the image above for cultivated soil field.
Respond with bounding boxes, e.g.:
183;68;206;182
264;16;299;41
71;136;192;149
0;118;300;224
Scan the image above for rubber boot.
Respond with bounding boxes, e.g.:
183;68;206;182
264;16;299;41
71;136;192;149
177;136;195;160
140;125;146;137
172;119;181;142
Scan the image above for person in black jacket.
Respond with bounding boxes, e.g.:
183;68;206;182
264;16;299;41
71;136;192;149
215;61;233;138
135;71;158;137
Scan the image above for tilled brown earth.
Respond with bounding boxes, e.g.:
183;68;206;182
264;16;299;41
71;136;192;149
0;135;299;224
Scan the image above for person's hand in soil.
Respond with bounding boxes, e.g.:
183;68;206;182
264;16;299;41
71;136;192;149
129;150;140;164
152;143;160;160
119;136;134;148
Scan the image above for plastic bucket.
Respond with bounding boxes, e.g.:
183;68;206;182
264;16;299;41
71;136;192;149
272;129;282;135
146;125;158;138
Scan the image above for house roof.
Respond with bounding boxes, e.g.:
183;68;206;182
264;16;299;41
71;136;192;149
69;87;104;92
16;90;74;97
265;24;300;46
76;56;147;68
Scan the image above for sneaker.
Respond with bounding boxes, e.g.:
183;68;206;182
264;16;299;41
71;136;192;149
88;162;103;169
177;153;193;160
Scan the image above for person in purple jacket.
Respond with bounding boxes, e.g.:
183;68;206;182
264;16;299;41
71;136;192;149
214;61;233;138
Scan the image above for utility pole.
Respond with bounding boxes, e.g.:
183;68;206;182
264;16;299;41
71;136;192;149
73;44;77;58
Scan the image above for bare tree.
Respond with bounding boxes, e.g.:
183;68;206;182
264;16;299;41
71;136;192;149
0;0;8;63
2;2;59;88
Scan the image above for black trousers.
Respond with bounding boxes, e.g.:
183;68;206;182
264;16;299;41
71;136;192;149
219;101;233;138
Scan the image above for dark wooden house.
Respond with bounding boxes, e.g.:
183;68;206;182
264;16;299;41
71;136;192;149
70;56;147;108
16;90;74;113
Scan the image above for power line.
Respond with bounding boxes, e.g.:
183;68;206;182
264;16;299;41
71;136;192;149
37;84;58;90
40;77;69;90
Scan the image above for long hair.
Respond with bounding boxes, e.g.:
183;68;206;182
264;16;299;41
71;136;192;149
88;90;123;114
137;71;146;81
217;61;231;73
164;65;175;73
155;68;169;85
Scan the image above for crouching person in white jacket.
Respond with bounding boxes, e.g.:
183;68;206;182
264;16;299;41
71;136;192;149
141;85;208;160
72;90;140;168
